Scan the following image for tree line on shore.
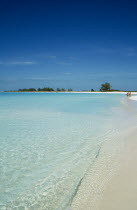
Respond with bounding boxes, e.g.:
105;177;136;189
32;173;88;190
4;83;122;92
17;87;73;92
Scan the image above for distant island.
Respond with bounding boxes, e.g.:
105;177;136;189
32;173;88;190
4;83;126;92
3;82;136;93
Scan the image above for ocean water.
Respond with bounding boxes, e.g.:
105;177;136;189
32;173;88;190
0;93;136;210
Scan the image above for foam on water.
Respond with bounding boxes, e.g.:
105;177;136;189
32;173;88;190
0;93;137;209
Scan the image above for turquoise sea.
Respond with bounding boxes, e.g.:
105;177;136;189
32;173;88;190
0;93;137;209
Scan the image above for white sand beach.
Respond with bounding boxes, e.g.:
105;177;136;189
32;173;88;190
71;126;137;210
96;127;137;210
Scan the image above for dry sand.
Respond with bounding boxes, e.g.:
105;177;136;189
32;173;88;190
71;127;137;210
97;128;137;210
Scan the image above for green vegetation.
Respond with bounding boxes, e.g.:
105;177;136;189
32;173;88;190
56;88;61;91
61;88;66;91
100;82;120;92
100;82;111;92
109;89;120;91
18;88;36;92
3;82;123;92
38;87;54;91
56;88;66;91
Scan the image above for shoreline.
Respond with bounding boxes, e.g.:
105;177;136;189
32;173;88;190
70;126;137;210
1;91;137;94
129;96;137;101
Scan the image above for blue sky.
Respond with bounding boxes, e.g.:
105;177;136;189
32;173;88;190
0;0;137;90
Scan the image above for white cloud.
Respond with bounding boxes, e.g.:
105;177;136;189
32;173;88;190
0;61;36;65
57;62;72;66
26;77;49;81
9;61;36;65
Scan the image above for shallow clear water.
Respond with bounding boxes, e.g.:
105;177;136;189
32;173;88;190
0;93;136;209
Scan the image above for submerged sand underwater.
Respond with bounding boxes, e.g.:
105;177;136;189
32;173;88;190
0;92;137;209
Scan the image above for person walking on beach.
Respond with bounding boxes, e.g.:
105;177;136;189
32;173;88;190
126;92;131;97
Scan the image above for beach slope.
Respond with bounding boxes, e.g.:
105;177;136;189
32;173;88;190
71;127;137;210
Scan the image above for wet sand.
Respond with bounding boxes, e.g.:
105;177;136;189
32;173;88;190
130;96;137;101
